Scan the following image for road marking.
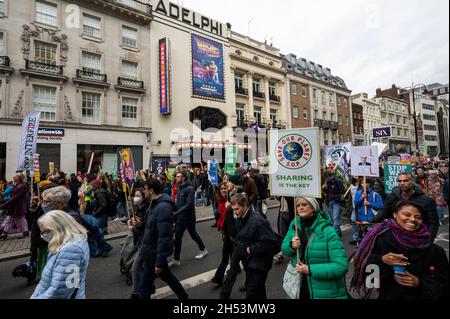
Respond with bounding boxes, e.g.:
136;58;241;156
153;268;218;299
435;232;449;243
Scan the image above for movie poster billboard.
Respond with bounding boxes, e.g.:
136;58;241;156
191;34;225;101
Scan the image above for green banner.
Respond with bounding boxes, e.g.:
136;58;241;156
225;145;238;175
384;164;413;194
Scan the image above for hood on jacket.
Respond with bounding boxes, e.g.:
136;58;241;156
296;209;333;236
151;193;176;210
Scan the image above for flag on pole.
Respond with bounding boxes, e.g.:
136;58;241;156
16;112;41;173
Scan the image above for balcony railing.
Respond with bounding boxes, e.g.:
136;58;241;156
76;69;107;82
253;91;265;99
25;60;63;75
118;77;144;89
114;0;152;15
330;121;339;130
235;86;248;96
269;94;280;102
0;56;10;67
322;120;331;129
314;119;323;127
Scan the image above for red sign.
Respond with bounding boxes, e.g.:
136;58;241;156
159;38;171;115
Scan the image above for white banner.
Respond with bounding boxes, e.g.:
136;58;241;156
326;143;351;166
269;128;321;197
350;146;380;177
16;112;41;172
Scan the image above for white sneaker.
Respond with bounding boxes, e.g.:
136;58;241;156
168;259;181;268
195;249;208;260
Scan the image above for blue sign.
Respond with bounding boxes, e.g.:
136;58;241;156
208;160;219;187
373;127;392;138
191;34;225;101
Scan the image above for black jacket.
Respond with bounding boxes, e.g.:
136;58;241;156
324;178;344;203
131;202;151;245
221;205;237;239
92;189;109;218
367;229;448;299
233;209;278;272
139;194;175;267
175;180;195;221
371;185;439;242
254;174;269;200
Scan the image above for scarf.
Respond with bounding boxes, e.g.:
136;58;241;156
351;219;431;293
280;197;289;213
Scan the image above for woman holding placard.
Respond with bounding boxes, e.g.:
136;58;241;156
281;197;349;299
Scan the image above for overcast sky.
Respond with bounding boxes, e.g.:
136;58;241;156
177;0;449;96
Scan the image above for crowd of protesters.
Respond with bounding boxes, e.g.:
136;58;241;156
0;157;448;300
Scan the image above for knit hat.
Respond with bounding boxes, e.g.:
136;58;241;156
299;197;320;212
90;180;102;189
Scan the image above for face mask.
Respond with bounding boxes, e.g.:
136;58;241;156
41;202;55;213
133;197;143;206
233;213;238;219
40;233;52;243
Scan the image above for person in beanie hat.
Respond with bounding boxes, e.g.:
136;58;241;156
281;197;349;299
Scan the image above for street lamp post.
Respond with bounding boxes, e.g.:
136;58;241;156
401;83;427;154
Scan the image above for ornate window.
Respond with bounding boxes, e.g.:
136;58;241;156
34;41;57;65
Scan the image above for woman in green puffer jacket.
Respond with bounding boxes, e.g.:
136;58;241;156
282;197;349;299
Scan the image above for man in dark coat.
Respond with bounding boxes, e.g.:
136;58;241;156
224;194;278;299
241;173;259;207
324;172;345;237
137;179;188;300
170;171;207;267
90;180;113;257
370;172;439;242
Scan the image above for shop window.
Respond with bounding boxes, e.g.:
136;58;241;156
36;143;60;175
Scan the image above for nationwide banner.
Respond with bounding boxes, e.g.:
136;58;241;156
16;111;41;172
269;128;321;197
191;34;225;101
119;148;136;185
384;164;413;194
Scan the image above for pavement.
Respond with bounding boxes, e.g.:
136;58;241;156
0;199;281;262
0;202;447;299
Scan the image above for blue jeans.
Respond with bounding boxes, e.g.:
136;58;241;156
351;208;361;242
91;215;111;256
436;206;445;223
116;202;127;219
329;200;342;237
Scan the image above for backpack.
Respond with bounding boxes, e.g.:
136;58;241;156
106;191;118;217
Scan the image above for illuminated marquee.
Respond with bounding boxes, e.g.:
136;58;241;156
159;38;172;115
